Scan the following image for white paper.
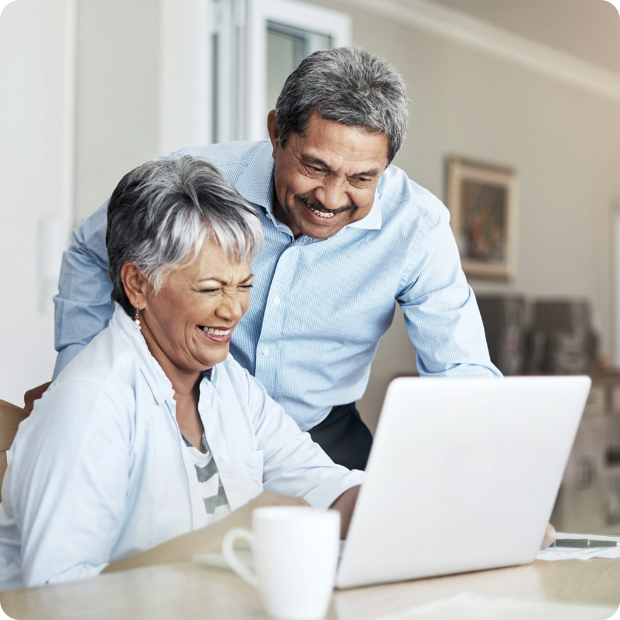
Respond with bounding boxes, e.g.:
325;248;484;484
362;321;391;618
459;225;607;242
375;592;616;620
537;532;620;561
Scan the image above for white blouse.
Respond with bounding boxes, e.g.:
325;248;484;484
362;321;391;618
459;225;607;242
0;306;364;589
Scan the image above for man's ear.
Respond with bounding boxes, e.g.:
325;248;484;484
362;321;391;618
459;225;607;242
267;110;280;159
120;262;150;310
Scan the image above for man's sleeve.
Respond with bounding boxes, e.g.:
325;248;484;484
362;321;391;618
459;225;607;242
53;202;113;379
398;206;501;377
244;371;364;508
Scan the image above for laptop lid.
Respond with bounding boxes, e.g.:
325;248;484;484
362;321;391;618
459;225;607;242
336;376;590;589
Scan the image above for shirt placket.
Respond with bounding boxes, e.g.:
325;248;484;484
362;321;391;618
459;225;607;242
253;236;312;400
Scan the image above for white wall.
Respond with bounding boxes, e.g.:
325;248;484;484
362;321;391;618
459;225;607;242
0;0;76;406
74;0;160;222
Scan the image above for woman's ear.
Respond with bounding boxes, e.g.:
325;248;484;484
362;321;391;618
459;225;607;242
120;262;150;310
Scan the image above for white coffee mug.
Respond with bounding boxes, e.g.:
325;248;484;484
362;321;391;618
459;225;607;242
222;506;340;620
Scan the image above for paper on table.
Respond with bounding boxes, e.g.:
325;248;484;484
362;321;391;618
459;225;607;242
375;592;616;620
537;532;620;561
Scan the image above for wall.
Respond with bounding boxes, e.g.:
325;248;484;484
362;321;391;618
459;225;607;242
0;0;75;406
74;0;160;222
305;1;620;432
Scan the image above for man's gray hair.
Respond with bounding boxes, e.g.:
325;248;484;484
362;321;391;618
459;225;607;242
275;47;408;164
106;156;264;316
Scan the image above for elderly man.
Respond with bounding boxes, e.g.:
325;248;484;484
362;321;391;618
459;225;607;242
30;47;499;470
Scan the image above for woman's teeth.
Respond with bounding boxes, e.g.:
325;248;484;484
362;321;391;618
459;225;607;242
201;327;231;336
311;208;334;218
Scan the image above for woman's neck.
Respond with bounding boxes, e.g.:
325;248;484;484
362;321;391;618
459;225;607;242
137;318;206;450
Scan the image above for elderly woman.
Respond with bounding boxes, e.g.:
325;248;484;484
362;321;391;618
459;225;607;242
0;157;363;590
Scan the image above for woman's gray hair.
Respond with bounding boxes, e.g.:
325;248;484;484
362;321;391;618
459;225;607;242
106;156;264;316
275;47;409;164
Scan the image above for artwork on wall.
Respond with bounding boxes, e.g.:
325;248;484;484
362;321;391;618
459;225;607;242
446;157;518;280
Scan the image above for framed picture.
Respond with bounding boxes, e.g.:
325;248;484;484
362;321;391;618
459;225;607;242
446;157;518;280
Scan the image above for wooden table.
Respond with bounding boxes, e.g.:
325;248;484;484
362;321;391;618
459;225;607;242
1;558;619;620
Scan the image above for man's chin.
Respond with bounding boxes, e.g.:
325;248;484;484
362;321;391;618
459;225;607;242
294;207;351;238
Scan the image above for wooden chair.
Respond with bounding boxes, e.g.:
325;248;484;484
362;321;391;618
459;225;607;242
0;400;27;502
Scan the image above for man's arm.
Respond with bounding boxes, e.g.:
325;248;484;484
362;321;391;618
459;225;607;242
398;206;501;378
53;201;114;379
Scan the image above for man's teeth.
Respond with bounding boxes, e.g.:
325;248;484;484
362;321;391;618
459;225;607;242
311;208;334;218
202;327;231;336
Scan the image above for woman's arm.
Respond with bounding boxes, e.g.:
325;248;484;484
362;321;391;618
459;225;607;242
102;492;309;574
330;485;361;539
7;381;130;587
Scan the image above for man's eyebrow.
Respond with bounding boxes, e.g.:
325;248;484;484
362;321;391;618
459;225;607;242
299;154;379;177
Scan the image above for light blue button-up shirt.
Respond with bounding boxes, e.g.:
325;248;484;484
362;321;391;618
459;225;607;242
53;141;500;431
0;307;364;589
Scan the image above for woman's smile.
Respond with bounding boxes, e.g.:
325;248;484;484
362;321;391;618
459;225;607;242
197;324;233;344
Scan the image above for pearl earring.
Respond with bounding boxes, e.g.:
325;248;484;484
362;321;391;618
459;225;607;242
134;307;141;331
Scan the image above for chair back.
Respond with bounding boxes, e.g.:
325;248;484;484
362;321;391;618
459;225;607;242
0;400;27;502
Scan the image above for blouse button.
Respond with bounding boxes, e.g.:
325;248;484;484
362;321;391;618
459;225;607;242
220;455;229;463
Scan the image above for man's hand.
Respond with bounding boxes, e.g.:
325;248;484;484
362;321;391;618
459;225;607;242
23;382;51;415
541;523;556;549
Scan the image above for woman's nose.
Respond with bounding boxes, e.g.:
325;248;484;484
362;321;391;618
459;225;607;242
217;292;244;322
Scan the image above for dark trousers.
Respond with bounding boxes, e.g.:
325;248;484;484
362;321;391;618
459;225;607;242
308;403;373;471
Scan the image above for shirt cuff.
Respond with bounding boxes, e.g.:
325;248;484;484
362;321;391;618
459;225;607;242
302;470;365;510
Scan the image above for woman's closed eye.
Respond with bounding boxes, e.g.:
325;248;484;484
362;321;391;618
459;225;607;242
199;284;253;294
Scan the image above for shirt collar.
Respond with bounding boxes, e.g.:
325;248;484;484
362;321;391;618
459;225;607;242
112;306;220;404
111;306;174;404
234;141;276;216
233;140;384;231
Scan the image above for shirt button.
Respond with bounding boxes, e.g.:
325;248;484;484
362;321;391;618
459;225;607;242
220;455;229;463
156;392;163;400
266;213;272;220
273;297;280;306
262;347;269;356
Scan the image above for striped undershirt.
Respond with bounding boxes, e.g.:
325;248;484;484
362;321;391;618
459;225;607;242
182;434;231;524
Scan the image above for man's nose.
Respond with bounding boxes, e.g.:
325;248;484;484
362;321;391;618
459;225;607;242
314;178;349;211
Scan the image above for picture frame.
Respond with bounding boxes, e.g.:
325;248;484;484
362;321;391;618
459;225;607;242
446;157;518;280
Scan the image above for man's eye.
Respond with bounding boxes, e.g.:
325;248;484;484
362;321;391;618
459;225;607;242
239;284;254;291
200;288;220;294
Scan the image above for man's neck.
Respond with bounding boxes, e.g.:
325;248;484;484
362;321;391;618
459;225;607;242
272;189;302;239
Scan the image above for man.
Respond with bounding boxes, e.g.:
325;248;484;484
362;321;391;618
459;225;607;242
28;47;499;470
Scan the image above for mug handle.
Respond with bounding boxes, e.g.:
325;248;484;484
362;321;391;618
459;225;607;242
222;528;259;588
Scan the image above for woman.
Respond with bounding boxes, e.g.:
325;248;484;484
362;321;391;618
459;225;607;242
0;157;363;589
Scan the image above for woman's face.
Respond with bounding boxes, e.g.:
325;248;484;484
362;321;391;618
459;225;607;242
138;240;254;374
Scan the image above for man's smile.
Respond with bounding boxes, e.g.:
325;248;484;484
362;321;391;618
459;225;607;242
295;194;357;220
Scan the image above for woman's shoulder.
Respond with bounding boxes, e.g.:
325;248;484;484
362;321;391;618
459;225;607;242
50;323;142;412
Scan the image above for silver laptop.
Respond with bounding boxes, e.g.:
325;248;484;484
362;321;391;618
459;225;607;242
335;376;590;588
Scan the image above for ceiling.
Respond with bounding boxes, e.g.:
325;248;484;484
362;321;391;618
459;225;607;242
404;0;620;75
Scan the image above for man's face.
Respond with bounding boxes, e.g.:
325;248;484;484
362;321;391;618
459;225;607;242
268;111;389;239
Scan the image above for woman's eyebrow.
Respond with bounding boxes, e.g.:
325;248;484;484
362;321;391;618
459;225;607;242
197;274;254;284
